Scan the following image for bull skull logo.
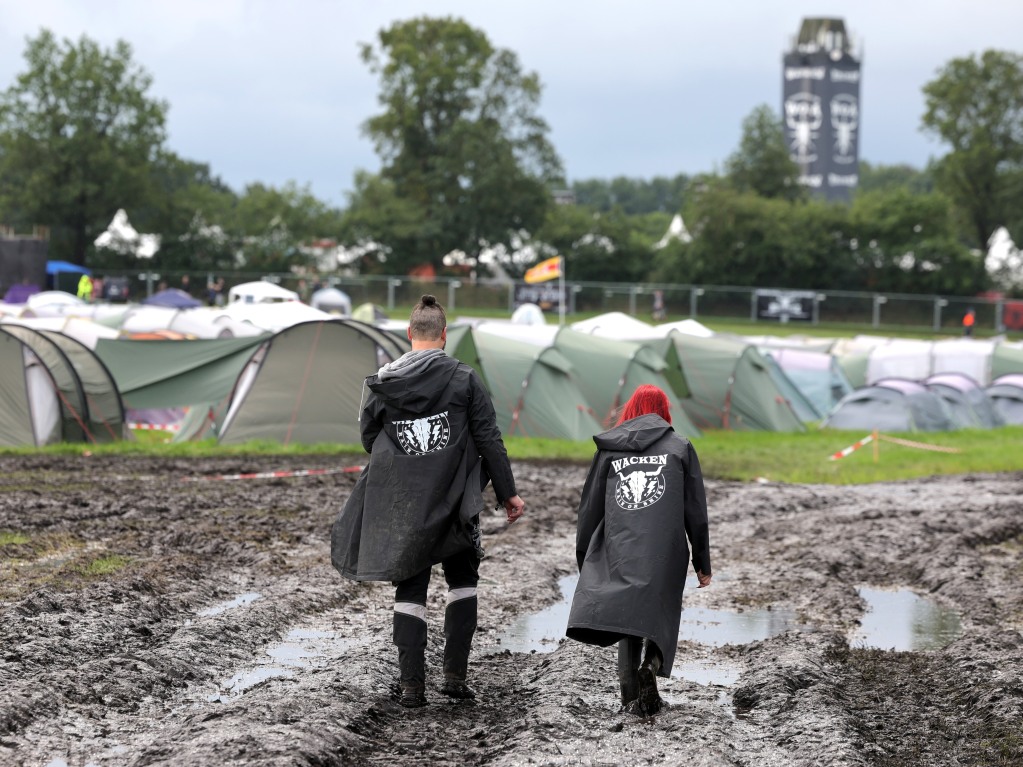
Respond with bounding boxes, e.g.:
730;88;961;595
614;465;666;511
395;411;451;455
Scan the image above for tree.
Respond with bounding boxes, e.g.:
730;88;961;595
725;105;804;201
848;188;986;294
359;16;563;273
922;50;1023;249
0;30;168;264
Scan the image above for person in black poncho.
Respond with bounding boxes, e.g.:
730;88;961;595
567;385;712;715
332;295;525;707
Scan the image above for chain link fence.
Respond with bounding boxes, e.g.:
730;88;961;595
94;269;1023;334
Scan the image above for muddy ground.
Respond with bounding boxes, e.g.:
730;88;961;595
1;454;1021;767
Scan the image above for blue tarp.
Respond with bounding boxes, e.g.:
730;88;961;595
46;260;91;275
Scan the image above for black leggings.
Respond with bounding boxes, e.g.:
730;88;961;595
394;549;479;605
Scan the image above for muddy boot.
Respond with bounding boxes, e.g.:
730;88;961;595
394;607;428;707
441;588;477;700
617;636;642;709
637;641;663;715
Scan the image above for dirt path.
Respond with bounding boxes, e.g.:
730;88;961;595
1;455;1021;766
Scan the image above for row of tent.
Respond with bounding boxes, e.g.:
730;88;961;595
4;311;1023;448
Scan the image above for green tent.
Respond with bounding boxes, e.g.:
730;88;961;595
667;332;806;432
217;320;405;445
473;331;603;441
2;325;89;442
95;334;268;410
0;329;60;447
548;327;702;437
39;329;126;441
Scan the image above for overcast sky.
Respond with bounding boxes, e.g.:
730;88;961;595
2;1;1021;207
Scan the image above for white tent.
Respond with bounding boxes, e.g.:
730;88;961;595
216;301;332;333
228;281;299;304
571;312;664;340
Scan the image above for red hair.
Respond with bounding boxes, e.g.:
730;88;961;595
617;384;671;425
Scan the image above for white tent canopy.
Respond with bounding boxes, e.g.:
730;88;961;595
228;281;300;304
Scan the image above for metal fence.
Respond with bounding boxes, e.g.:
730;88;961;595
96;269;1023;334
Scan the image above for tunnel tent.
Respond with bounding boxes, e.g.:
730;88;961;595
0;328;62;447
94;334;268;410
217;320;406;445
1;324;89;441
985;374;1023;425
472;330;604;441
924;372;1004;429
821;379;957;433
762;347;855;420
991;342;1023;382
665;332;806;432
547;327;701;437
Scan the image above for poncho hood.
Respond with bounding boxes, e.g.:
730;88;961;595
593;413;674;453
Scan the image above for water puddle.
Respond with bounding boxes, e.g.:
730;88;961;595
198;591;262;617
670;659;742;686
849;586;963;651
208;627;355;702
498;574;794;686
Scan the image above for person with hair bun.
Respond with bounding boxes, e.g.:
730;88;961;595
566;384;711;715
332;295;524;708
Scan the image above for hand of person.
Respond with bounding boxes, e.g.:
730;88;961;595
504;495;525;524
696;571;712;588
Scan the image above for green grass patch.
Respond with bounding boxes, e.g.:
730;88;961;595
0;531;30;546
79;554;130;577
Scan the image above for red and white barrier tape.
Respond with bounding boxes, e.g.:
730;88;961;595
129;422;182;432
828;434;873;461
181;466;364;482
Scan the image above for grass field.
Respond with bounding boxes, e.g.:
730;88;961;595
8;425;1022;486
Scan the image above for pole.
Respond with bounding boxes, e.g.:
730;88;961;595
558;257;565;326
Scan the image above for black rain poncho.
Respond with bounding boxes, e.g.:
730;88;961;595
566;413;711;676
331;350;516;583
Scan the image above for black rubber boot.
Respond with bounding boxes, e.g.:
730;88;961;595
617;636;643;708
637;640;663;715
441;592;477;699
394;610;428;707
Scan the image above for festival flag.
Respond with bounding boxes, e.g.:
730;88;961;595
524;256;563;284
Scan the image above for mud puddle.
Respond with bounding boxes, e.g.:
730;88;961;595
850;585;964;651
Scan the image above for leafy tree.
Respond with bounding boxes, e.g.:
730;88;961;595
848;188;987;294
570;174;690;214
725;105;804;201
0;29;168;264
359;16;563;273
922;50;1023;249
535;204;650;283
856;161;934;195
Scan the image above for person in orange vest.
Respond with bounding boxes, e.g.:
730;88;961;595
962;307;976;337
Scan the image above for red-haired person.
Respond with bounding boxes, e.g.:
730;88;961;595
566;384;711;715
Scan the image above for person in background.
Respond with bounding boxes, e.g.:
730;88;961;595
566;384;711;716
91;275;104;302
180;274;191;295
76;273;93;302
963;307;976;337
332;294;525;708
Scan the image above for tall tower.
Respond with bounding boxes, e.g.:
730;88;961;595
782;18;862;202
